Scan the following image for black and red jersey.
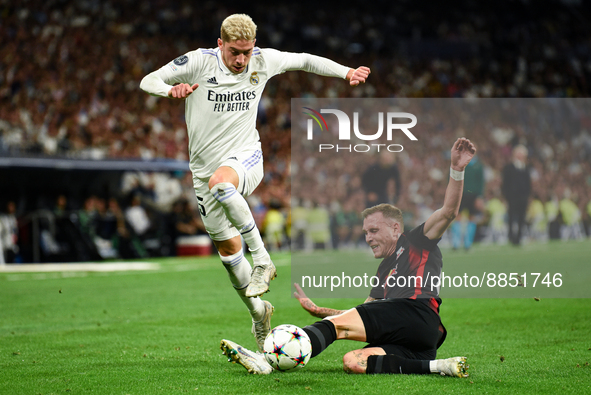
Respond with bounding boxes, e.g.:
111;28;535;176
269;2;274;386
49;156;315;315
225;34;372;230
369;222;443;313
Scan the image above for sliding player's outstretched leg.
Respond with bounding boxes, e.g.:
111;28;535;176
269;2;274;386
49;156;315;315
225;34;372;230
434;356;469;377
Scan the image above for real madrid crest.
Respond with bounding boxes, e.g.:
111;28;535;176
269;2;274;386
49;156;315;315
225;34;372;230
250;72;260;85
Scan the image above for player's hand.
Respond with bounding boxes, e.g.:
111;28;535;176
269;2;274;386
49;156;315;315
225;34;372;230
294;283;319;316
168;83;199;99
450;137;477;171
347;66;371;86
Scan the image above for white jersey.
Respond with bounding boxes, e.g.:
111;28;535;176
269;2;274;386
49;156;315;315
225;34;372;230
140;47;350;178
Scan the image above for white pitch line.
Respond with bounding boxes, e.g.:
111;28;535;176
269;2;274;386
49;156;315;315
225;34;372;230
0;262;160;273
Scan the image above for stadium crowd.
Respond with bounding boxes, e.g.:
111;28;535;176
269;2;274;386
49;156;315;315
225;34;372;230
1;0;591;262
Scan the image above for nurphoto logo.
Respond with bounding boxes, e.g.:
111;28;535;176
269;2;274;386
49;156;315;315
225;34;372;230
303;107;418;153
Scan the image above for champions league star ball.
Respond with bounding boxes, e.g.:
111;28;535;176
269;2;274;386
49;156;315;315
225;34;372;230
263;324;312;372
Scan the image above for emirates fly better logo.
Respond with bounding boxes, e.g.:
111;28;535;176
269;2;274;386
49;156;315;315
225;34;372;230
303;107;418;152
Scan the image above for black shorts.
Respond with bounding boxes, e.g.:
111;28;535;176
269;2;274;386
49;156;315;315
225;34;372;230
356;298;447;360
459;192;479;216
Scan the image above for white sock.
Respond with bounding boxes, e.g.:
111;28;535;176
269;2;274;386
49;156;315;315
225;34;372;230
219;251;265;321
429;360;438;373
211;182;269;262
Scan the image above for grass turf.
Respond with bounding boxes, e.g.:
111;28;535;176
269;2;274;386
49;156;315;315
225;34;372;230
1;242;590;394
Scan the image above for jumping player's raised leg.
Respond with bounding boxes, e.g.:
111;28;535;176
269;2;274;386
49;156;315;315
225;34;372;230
208;166;269;263
207;153;277;297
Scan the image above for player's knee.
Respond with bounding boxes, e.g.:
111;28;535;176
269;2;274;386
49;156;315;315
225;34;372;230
214;238;242;256
342;351;365;374
208;167;239;189
208;174;233;190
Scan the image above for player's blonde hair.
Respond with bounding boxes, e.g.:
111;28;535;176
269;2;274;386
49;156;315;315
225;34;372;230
362;204;404;229
220;14;257;42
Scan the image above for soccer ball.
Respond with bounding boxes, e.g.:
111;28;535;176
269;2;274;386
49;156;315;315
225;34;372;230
263;324;312;372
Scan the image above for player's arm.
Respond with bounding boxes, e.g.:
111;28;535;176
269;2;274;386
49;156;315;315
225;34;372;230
294;283;373;318
423;138;477;240
264;49;370;86
140;53;199;99
294;283;345;318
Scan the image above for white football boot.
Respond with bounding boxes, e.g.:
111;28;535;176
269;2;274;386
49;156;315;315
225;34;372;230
252;300;274;352
436;357;469;377
245;259;277;297
220;339;273;375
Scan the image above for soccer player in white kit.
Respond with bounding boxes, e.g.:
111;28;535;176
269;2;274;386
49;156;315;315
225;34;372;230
140;14;370;351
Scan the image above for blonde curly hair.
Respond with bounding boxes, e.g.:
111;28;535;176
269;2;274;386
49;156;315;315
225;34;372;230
220;14;257;42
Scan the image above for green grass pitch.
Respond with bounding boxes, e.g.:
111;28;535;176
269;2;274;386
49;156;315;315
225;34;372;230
1;241;590;394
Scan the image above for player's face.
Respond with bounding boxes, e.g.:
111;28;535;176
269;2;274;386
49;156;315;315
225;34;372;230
362;212;400;259
218;39;255;74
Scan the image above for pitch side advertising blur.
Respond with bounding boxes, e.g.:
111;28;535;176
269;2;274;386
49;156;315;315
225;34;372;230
290;98;591;298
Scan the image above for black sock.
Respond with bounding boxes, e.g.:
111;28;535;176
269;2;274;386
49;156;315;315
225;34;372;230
366;354;430;374
302;320;337;358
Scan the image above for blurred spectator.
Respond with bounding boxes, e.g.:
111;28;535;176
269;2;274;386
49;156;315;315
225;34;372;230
146;172;184;213
290;198;309;250
502;145;531;246
121;172;156;203
77;195;97;239
125;194;151;238
165;196;211;256
451;154;485;250
307;199;331;250
526;193;547;242
262;199;286;252
53;194;68;218
559;190;583;240
0;201;20;263
545;193;561;240
93;197;118;258
482;188;507;244
362;154;401;207
94;197;114;237
107;197;142;259
333;198;364;249
172;197;206;237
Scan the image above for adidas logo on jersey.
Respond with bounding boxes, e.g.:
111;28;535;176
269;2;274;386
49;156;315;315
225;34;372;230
207;76;218;85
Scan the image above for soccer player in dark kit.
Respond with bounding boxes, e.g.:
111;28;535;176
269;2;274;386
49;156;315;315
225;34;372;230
221;138;475;376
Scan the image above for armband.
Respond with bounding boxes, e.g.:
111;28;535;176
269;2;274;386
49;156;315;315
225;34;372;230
450;167;465;181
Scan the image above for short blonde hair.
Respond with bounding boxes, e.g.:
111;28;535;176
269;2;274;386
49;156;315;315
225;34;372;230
362;204;404;229
220;14;257;42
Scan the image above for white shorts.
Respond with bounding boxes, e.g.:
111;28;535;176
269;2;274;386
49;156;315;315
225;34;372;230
193;147;264;241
